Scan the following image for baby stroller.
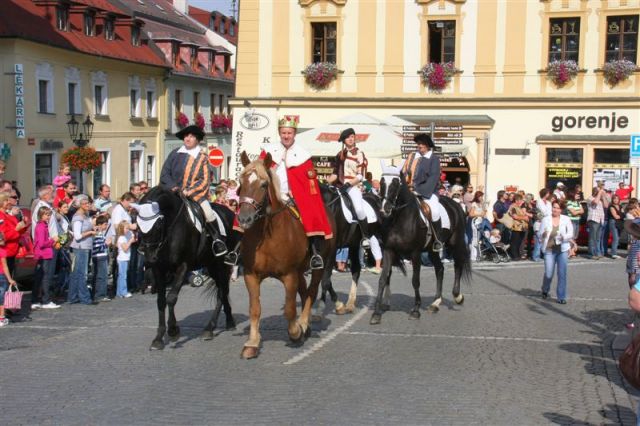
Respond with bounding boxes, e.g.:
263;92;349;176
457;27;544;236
474;218;510;263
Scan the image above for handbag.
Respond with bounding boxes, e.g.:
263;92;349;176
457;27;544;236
619;332;640;389
496;211;514;229
4;283;23;311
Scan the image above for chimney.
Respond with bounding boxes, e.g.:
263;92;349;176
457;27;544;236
173;0;188;14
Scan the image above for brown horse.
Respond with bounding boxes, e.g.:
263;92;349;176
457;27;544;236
237;152;336;359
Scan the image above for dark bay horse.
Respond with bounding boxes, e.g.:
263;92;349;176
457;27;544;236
370;169;471;325
137;186;238;350
237;152;336;359
317;186;381;316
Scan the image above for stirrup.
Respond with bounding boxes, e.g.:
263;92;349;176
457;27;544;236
361;238;371;249
432;239;444;253
224;251;239;266
212;239;228;257
310;254;324;270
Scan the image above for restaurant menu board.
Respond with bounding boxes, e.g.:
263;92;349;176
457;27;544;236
312;156;336;182
401;125;463;159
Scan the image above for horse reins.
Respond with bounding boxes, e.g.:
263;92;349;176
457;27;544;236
239;175;294;222
138;199;186;253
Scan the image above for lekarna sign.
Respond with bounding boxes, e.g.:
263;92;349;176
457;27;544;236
630;134;640;168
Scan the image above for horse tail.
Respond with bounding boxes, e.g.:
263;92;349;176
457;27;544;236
440;197;472;284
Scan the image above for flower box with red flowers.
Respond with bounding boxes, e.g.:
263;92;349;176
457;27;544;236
419;62;459;93
176;112;189;128
61;147;102;173
194;112;206;130
302;62;340;90
545;60;579;87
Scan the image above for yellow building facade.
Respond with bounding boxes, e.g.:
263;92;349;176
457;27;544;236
0;38;166;201
231;0;640;200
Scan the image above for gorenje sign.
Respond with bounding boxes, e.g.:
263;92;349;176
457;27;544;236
551;113;629;133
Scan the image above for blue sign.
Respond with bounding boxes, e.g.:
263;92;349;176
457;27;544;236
630;134;640;167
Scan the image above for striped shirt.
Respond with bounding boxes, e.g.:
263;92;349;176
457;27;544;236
92;232;108;258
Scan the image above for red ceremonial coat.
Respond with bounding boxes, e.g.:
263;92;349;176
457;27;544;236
260;142;333;239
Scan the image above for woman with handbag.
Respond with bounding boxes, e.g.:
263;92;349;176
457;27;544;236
0;232;18;326
538;199;574;304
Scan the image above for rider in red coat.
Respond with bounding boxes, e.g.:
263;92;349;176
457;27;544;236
259;115;333;269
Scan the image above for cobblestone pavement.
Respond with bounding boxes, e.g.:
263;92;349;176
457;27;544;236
1;257;638;425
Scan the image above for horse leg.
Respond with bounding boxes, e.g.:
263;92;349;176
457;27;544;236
214;264;236;330
284;272;304;343
409;251;422;319
452;255;465;305
166;263;188;342
241;273;262;359
428;252;445;313
370;249;394;325
299;268;323;338
150;267;166;350
382;282;391;311
313;267;333;322
342;246;361;314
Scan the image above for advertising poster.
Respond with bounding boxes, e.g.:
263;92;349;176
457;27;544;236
592;168;631;191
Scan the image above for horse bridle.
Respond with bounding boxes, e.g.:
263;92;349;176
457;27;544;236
137;200;185;253
381;173;409;212
239;175;290;221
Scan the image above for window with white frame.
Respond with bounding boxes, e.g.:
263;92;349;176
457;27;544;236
35;63;54;113
84;11;95;36
56;6;69;31
130;148;143;185
92;150;110;196
65;67;81;115
145;78;157;118
105;17;115;41
129;76;141;118
91;71;108;116
146;155;155;184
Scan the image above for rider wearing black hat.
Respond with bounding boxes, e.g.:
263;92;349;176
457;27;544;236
328;127;371;248
160;125;227;256
402;133;450;251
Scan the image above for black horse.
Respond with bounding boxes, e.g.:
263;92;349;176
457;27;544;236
137;186;239;350
370;169;471;325
316;186;381;316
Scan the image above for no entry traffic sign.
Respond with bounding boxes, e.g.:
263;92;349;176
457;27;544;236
208;147;224;167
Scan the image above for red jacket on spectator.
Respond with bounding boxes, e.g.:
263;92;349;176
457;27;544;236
0;210;26;257
615;185;634;201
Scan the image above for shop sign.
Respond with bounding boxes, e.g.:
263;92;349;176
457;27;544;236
312;156;335;181
14;64;25;139
551;113;628;133
630;134;640;168
593;168;631;190
239;112;270;131
546;167;581;180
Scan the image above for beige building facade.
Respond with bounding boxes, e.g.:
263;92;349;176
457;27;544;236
231;0;640;201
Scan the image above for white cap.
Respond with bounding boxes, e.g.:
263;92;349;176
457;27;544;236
556;182;565;188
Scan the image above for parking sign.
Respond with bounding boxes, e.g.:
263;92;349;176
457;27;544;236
631;134;640;168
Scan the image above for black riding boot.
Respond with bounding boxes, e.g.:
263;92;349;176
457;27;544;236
224;241;241;266
358;219;371;249
431;220;444;253
206;222;228;257
309;237;324;270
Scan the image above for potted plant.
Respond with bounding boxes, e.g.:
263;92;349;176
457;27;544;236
602;59;637;87
302;62;339;90
223;114;233;133
176;112;189;128
211;114;225;133
419;62;459;93
60;146;102;173
545;60;579;87
194;112;205;130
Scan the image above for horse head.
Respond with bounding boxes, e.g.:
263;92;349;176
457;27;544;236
136;186;179;263
237;151;280;229
379;167;403;218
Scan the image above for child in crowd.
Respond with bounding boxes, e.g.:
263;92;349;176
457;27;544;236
32;206;60;310
0;232;16;326
226;180;239;205
489;229;502;244
116;221;135;298
53;163;71;203
92;215;111;302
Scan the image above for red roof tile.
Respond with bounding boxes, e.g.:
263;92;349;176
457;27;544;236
0;0;168;68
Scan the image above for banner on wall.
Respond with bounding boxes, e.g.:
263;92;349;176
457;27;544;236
593;168;631;191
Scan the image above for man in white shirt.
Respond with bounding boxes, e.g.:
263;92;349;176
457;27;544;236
31;185;58;240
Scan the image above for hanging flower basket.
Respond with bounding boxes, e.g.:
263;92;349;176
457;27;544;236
419;62;459;93
302;62;339;90
602;59;637;87
61;146;102;173
176;112;189;128
545;60;579;87
194;112;205;130
211;114;225;133
223;114;233;132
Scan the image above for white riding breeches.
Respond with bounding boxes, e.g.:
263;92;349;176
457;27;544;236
370;235;382;261
424;194;450;229
347;185;366;221
200;200;216;222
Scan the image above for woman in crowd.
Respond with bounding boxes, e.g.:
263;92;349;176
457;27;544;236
0;232;16;327
32;206;59;310
508;194;530;260
467;191;490;261
607;194;623;259
68;195;95;305
53;200;71;298
0;192;28;276
538;200;574;304
565;190;584;241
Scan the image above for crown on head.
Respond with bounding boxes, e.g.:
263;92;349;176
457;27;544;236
278;115;299;129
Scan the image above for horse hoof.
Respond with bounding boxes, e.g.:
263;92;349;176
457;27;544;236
428;305;440;313
226;320;237;330
241;346;259;359
409;310;421;320
335;306;347;315
150;340;165;351
454;294;464;305
344;305;355;314
201;330;214;341
311;314;323;323
289;324;305;343
381;304;391;312
370;313;382;325
304;325;312;339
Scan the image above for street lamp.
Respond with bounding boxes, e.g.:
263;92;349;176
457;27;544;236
66;114;94;147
